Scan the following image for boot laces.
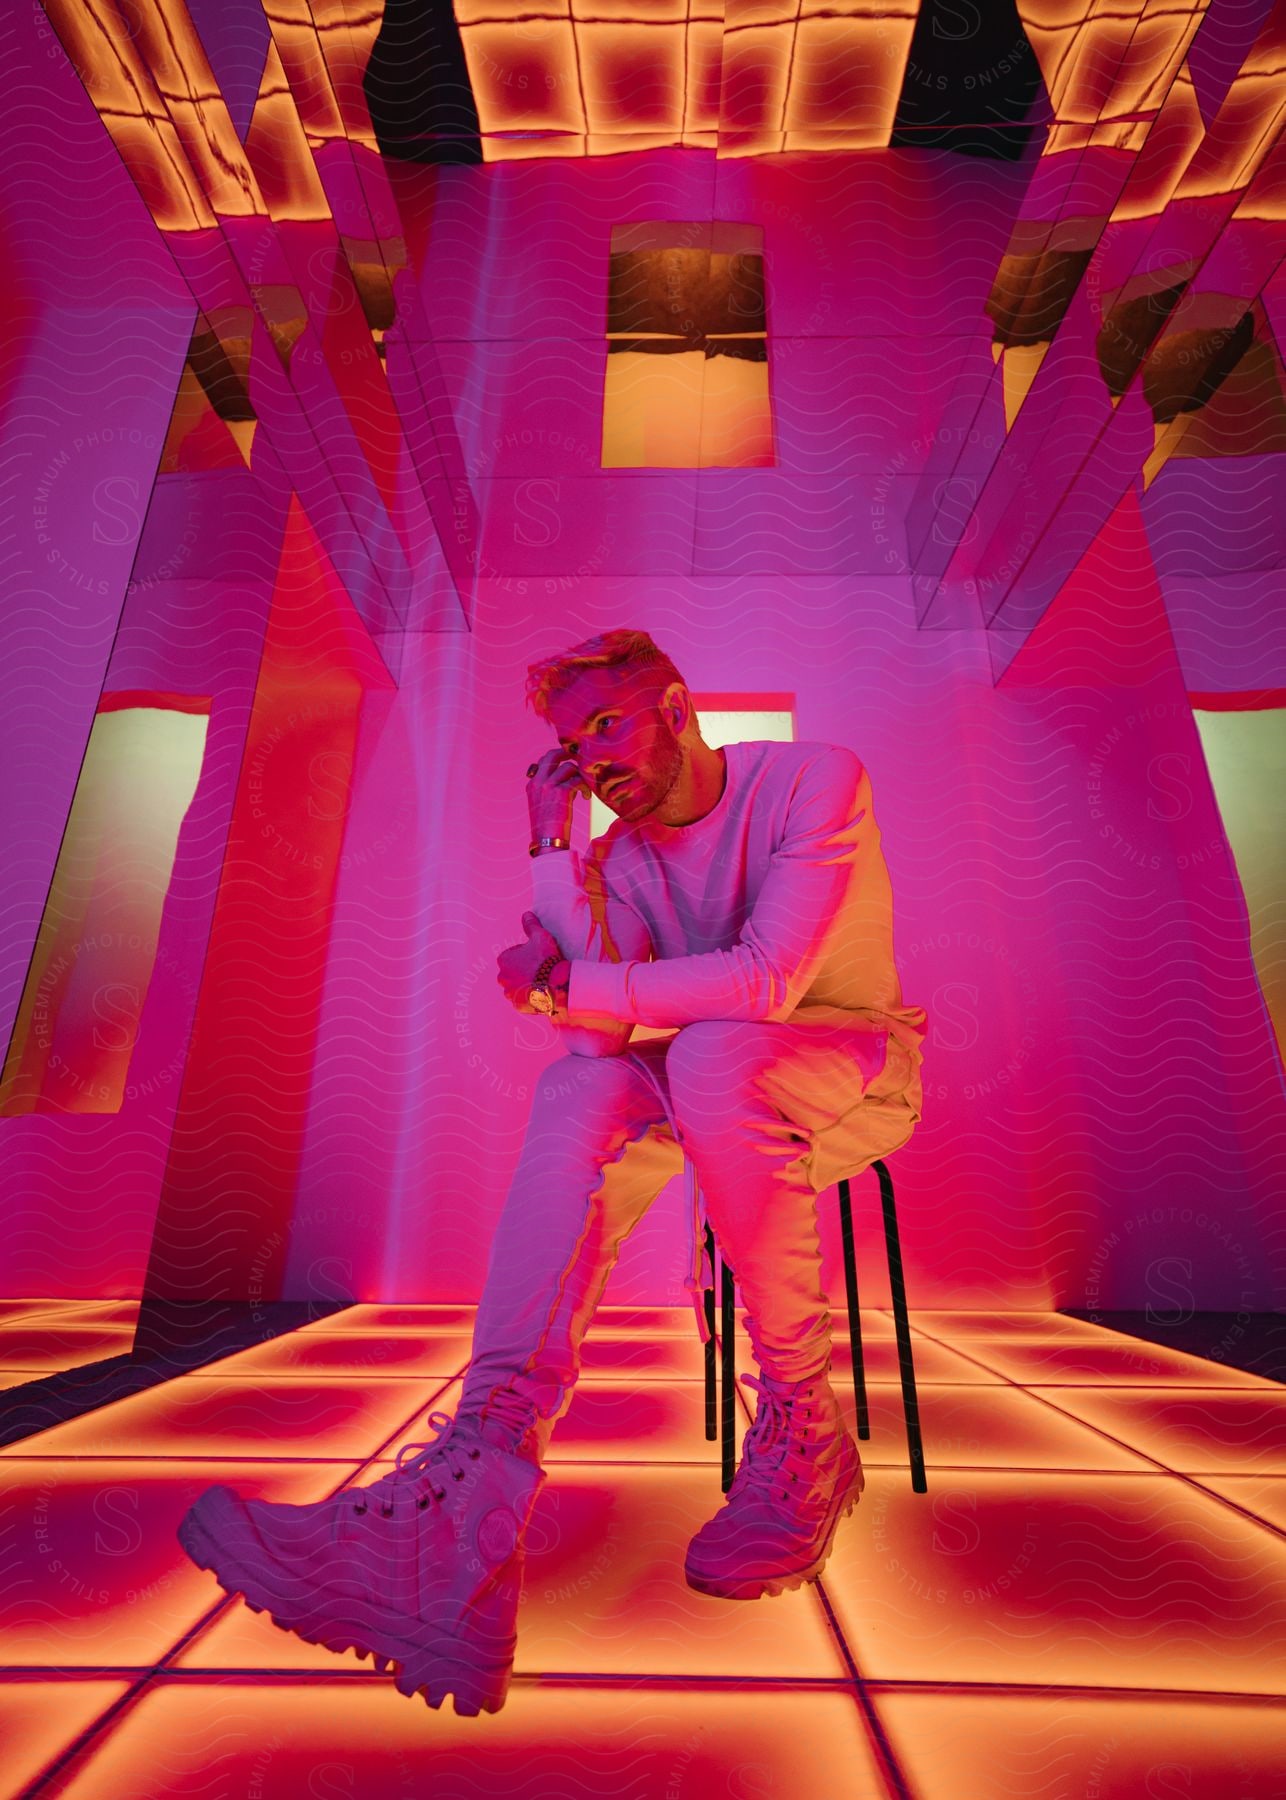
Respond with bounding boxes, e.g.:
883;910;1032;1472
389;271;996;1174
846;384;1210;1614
478;1383;541;1449
350;1388;541;1518
732;1374;831;1505
351;1411;482;1517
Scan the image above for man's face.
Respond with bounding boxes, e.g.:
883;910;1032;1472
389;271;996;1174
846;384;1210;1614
547;665;685;822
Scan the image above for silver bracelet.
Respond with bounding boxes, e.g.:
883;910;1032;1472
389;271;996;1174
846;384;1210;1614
529;836;571;858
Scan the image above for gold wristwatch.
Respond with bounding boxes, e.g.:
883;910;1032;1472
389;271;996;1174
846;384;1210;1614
528;952;562;1016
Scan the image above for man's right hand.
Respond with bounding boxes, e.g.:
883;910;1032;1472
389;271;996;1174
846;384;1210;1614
526;746;589;842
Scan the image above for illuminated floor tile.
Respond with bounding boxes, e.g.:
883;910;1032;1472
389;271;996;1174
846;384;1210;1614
826;1336;1006;1386
170;1589;369;1674
871;1687;1286;1800
576;1334;709;1380
302;1305;704;1340
0;1301;140;1326
373;1376;464;1449
515;1464;849;1678
76;1302;143;1325
175;1464;849;1681
382;1379;720;1466
1192;1475;1286;1533
951;1339;1279;1388
734;1310;897;1341
907;1312;1115;1341
723;1328;1000;1383
0;1300;89;1322
830;1381;1155;1471
3;1378;438;1461
527;1382;715;1466
49;1679;894;1800
0;1460;360;1669
0;1678;131;1795
825;1470;1286;1693
581;1306;710;1338
207;1334;473;1380
0;1325;136;1372
384;1374;1147;1472
296;1304;477;1335
1028;1388;1286;1474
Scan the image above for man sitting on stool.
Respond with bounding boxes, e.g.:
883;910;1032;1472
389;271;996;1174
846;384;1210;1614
177;628;926;1717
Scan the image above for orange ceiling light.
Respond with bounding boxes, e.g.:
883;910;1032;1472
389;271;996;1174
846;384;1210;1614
242;38;334;219
1019;0;1211;156
40;0;336;227
722;2;919;157
266;0;384;153
581;23;690;137
1098;6;1286;222
1104;55;1208;220
1176;20;1286;206
40;0;230;229
460;17;586;138
455;0;917;159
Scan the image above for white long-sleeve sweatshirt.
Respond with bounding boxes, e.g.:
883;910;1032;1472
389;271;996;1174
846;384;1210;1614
530;738;926;1061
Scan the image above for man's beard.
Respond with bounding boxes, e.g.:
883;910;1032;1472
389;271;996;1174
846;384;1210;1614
616;726;683;819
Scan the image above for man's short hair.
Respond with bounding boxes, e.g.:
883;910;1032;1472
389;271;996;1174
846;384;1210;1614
526;629;686;722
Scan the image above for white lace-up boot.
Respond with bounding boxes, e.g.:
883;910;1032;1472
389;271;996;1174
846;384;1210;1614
684;1369;863;1600
177;1388;545;1715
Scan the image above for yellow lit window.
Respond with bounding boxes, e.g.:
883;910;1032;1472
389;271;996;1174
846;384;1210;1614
1;697;210;1115
589;692;793;838
602;222;774;469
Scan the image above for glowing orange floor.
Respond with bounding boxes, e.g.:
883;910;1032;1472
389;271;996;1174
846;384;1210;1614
2;1303;1285;1797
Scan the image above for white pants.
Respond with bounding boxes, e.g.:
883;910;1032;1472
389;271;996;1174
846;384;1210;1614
459;1018;922;1453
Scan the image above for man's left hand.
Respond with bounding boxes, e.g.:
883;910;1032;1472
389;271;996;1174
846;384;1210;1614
497;912;564;1011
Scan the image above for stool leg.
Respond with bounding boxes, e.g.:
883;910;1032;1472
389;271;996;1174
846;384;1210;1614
837;1178;871;1440
875;1159;927;1492
703;1222;717;1442
720;1253;737;1493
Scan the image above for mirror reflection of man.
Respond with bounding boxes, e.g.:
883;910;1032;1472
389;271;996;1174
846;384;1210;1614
178;629;926;1717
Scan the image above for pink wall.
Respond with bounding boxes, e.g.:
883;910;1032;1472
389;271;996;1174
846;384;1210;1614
4;80;1283;1315
0;7;194;1056
0;9;208;1295
0;467;289;1296
143;500;393;1311
1161;567;1286;695
297;567;1286;1315
291;146;1286;1315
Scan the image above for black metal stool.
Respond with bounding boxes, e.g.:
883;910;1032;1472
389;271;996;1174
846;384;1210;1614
699;1157;927;1495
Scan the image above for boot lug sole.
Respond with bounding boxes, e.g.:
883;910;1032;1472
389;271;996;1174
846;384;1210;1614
178;1495;513;1716
683;1464;864;1601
